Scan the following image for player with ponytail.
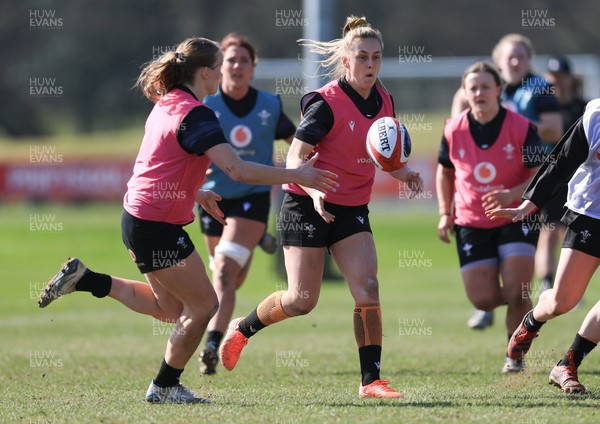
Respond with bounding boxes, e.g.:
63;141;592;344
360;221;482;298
219;16;422;399
37;36;337;404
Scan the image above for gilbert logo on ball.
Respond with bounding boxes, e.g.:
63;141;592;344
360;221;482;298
366;116;411;172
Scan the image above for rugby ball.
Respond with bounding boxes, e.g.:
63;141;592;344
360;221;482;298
365;117;411;172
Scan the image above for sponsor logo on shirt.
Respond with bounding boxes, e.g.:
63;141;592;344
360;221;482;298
473;162;496;184
230;125;253;148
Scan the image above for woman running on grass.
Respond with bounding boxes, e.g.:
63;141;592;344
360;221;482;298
197;33;296;376
488;98;600;394
218;16;422;399
37;36;337;404
452;34;563;331
437;61;544;374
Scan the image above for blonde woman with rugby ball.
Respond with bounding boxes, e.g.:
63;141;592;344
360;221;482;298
219;16;422;399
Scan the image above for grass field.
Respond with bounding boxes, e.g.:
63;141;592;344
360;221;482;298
2;202;600;424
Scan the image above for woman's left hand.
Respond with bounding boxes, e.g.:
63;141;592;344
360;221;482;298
390;166;423;198
196;189;226;226
405;171;423;198
481;189;514;211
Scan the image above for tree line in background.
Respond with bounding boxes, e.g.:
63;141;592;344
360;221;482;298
3;0;597;138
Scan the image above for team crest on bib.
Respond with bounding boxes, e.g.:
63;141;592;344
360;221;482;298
473;162;496;184
230;125;253;148
503;144;515;160
258;109;271;126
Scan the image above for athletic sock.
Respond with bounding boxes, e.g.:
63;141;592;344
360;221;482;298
353;305;383;385
353;305;383;347
238;309;266;339
359;345;382;386
154;359;183;388
205;331;223;351
559;334;597;368
239;291;291;338
523;310;545;333
75;269;112;298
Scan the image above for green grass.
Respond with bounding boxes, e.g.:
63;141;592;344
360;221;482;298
1;202;600;423
0;126;145;161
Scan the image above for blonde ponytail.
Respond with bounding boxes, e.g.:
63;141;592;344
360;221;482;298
342;15;369;37
298;15;383;81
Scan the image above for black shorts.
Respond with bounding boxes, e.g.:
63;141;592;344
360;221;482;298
278;192;372;248
454;221;539;269
540;185;568;223
121;210;196;274
561;210;600;258
199;191;271;237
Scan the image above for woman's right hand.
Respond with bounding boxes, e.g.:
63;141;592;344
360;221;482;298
295;153;339;194
196;189;226;226
437;214;454;243
310;190;335;223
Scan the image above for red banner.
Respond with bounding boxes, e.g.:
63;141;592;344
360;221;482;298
0;157;437;202
0;160;133;201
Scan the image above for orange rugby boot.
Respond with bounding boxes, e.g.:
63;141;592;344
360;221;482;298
359;379;404;399
219;317;248;371
507;317;538;360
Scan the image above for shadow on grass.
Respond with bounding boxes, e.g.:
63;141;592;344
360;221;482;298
331;368;494;377
321;401;455;408
545;391;600;401
320;395;600;409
